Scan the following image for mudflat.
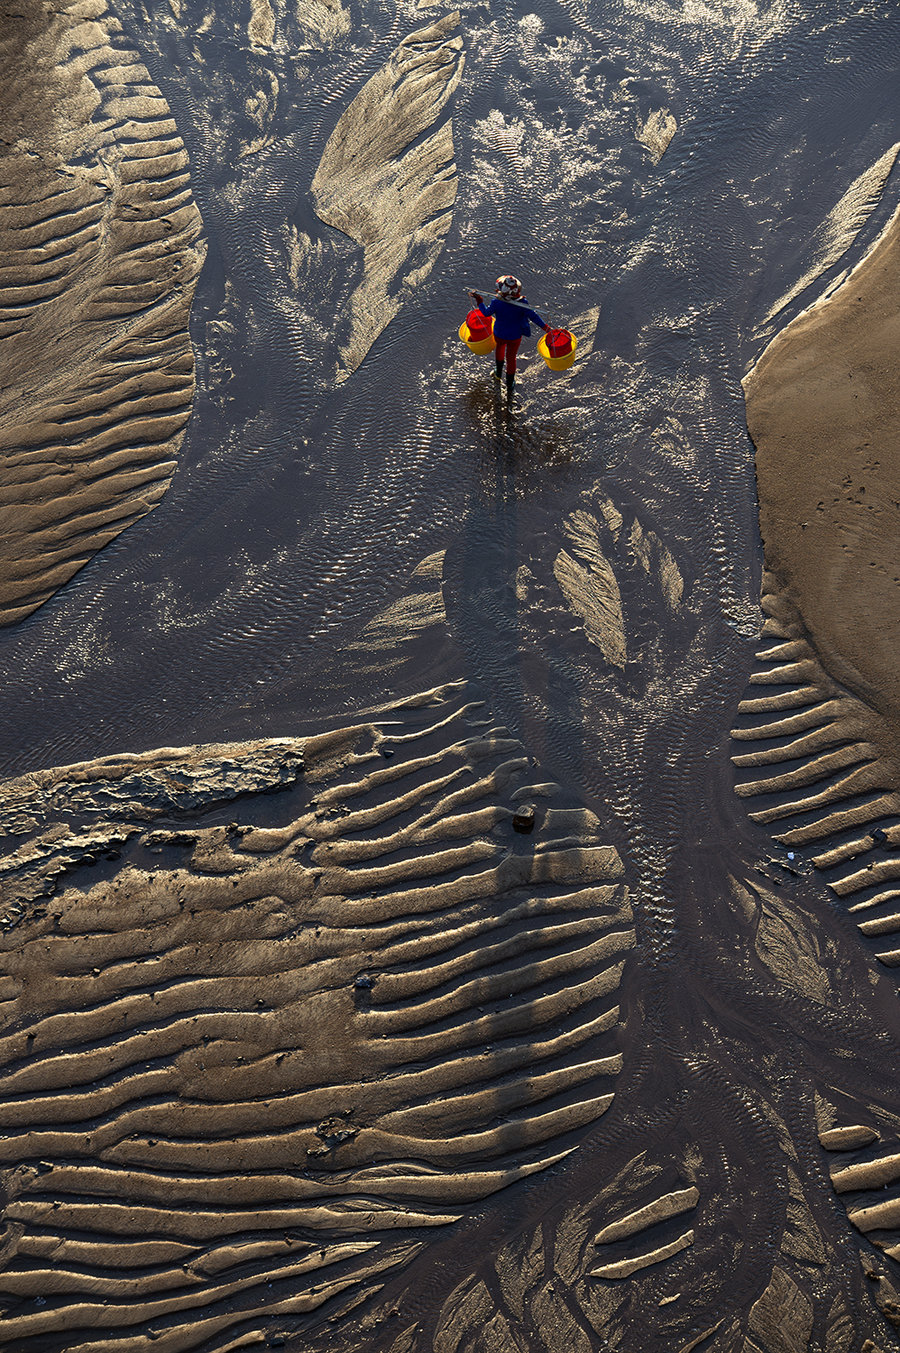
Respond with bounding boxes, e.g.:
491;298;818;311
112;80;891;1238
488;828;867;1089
2;1;900;1351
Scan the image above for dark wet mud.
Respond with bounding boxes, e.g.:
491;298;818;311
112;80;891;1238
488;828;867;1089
2;0;900;1349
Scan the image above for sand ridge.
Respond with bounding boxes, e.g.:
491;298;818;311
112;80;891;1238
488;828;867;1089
311;11;464;381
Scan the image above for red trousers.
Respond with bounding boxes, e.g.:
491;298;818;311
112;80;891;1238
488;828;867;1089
495;338;522;373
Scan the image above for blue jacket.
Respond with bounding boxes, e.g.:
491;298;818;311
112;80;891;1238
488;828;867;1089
477;295;546;341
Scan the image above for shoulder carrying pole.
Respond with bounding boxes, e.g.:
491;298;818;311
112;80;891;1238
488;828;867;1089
463;286;542;313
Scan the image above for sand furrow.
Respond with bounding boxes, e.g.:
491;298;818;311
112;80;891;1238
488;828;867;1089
586;1178;701;1284
847;887;900;915
738;686;823;715
16;1236;197;1268
735;742;878;797
730;722;856;767
0;1242;387;1342
593;1187;700;1245
819;1111;900;1263
362;941;627;1022
47;1245;418;1353
589;1230;694;1279
367;913;618;1000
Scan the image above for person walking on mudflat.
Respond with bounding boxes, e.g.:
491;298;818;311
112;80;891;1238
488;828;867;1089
469;276;549;398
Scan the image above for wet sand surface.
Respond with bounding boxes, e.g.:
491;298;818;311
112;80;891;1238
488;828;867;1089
2;0;900;1349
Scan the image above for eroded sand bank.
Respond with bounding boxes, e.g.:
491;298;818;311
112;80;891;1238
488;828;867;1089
739;209;900;925
745;205;900;722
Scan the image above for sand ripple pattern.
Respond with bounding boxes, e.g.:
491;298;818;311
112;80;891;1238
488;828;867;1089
817;1103;900;1300
0;0;204;626
731;576;900;970
0;683;632;1350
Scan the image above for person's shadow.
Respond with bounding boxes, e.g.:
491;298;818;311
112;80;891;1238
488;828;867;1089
442;380;586;803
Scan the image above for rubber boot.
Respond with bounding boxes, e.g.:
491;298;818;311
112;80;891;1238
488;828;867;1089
494;359;504;384
506;372;515;400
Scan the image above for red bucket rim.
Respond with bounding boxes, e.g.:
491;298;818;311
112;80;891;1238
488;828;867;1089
546;327;573;355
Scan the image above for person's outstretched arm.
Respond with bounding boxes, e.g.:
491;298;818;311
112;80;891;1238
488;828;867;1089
469;290;493;319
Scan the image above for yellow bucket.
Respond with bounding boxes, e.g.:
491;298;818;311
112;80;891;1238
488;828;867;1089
458;314;496;355
538;330;578;371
